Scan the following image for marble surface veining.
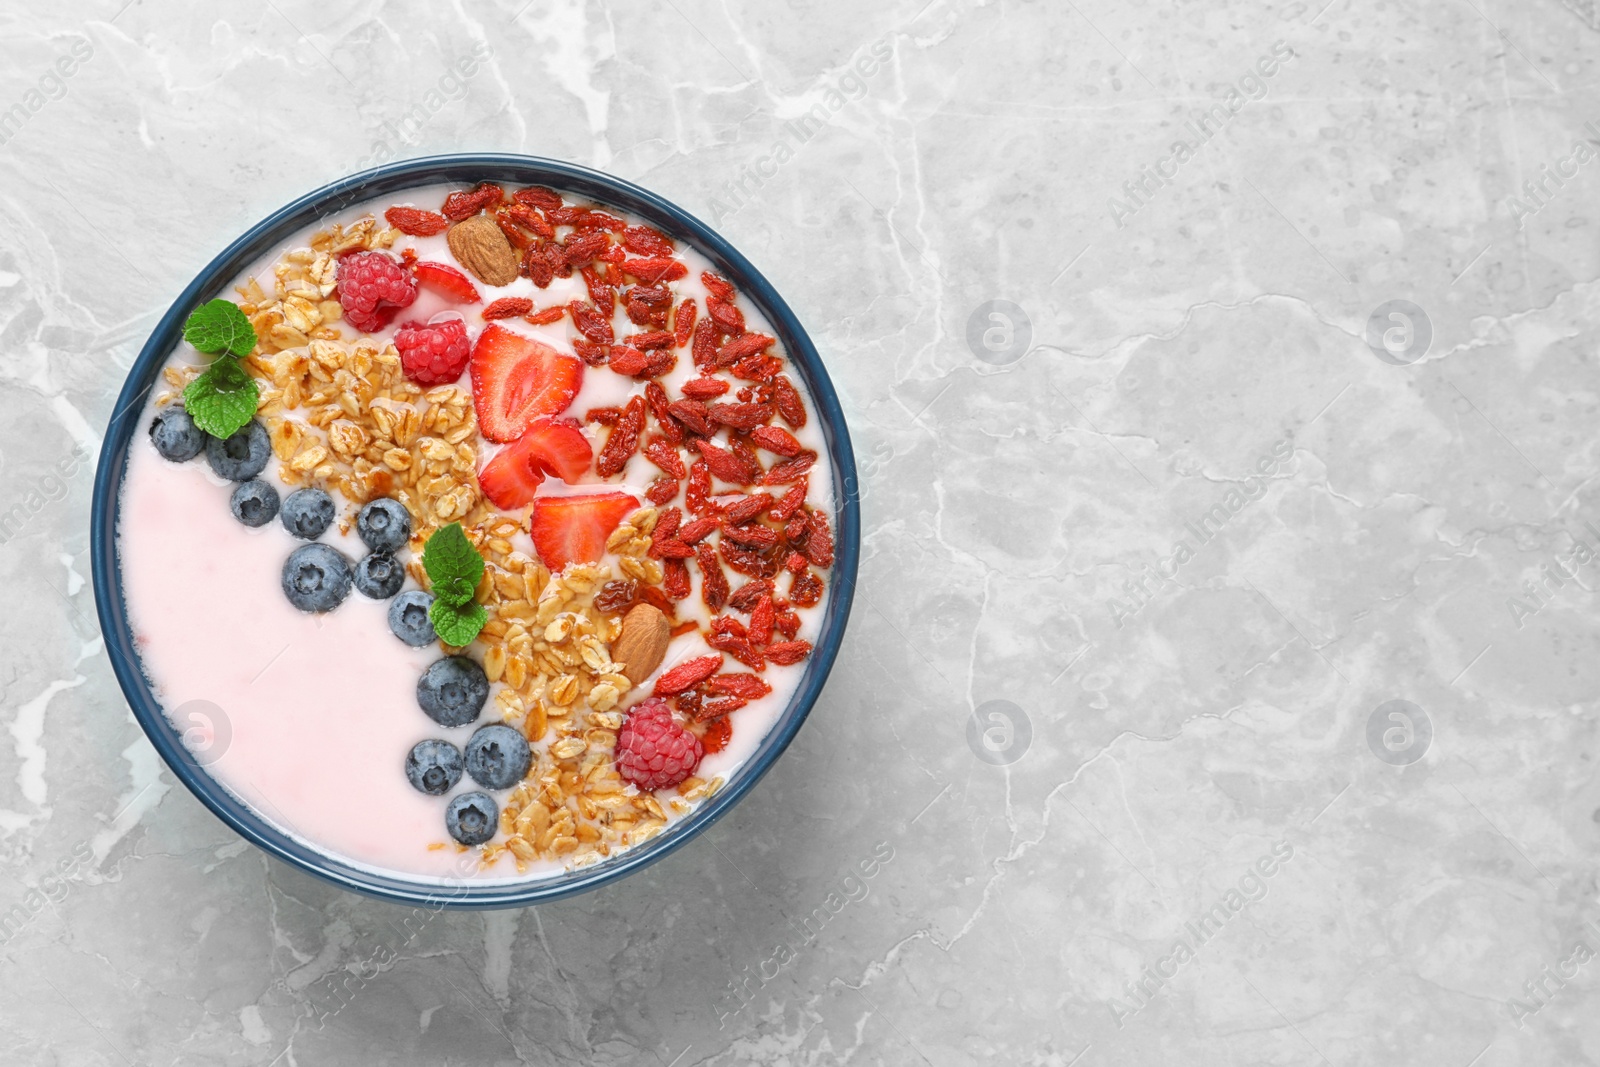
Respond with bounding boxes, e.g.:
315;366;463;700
2;0;1600;1063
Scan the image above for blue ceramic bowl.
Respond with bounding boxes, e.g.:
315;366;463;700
89;154;859;908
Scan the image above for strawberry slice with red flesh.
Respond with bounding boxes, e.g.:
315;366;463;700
414;261;482;304
477;417;593;510
529;492;638;571
470;323;584;443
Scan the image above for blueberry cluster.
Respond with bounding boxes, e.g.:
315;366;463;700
150;407;434;642
406;656;532;845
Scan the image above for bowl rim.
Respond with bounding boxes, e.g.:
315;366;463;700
88;153;860;908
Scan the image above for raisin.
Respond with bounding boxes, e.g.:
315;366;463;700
750;425;802;457
596;396;644;478
594;578;639;614
772;375;807;429
384;206;450;235
482;297;534;320
762;451;817;485
695;542;729;611
681;377;730;400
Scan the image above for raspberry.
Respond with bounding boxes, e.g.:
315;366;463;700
614;698;703;791
394;319;471;385
337;251;417;334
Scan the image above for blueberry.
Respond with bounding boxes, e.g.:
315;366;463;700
445;791;498;846
148;407;206;462
464;724;532;790
357;497;412;553
405;739;464;796
205;419;271;481
281;543;353;613
229;479;280;527
280;487;335;540
389;590;436;646
417;656;488;728
354;552;405;599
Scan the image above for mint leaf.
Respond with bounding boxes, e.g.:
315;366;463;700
184;299;257;357
430;598;488;647
423;523;484;607
183;356;259;439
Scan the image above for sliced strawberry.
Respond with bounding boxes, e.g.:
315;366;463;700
414;261;481;304
477;444;545;510
470;324;584;443
476;417;593;511
529;492;638;571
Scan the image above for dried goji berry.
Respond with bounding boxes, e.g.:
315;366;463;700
707;402;772;430
646;476;679;506
678;517;718;544
668;400;715;437
686;460;713;515
774;609;800;639
706;297;745;335
651;536;693;558
507;203;555;238
695;541;729;611
587;405;624;425
652;506;681;541
701;695;749;720
710;614;748;640
732;355;784;381
514;186;563;210
691;319;718;370
624;330;672;351
724;522;780;549
496;214;533;249
608;346;651;377
700;715;733;753
805;509;834;568
525;306;566;325
441;183;503;220
582;265;613;310
748;595;775;645
482;296;533;320
722;494;773;524
765;640;812;665
563;231;611;269
772;375;807;429
522;244;559;287
568;300;614;344
624;257;688;283
636;440;683;480
573;340;611;367
707;672;772;701
681;377;729;400
577;211;626;232
596;396;644;478
694;439;759;484
625;299;655;327
728;578;774;612
623;225;676;256
750;425;801;457
653;654;723;696
783;515;809;543
762;451;816;485
770;481;807;521
784;551;808;573
664;558;691;599
715;333;774;366
640;585;678;619
788;570;824;608
548;205;589;225
673;299;698;347
721;537;780;578
385;206;450;235
700;271;736;301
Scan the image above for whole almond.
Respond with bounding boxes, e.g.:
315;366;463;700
612;604;671;686
447;215;520;287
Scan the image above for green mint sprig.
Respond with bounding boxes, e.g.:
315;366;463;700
180;299;260;438
423;522;487;647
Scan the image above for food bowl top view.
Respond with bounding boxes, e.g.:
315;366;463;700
89;154;859;907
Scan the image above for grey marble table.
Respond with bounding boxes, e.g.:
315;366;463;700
3;0;1599;1063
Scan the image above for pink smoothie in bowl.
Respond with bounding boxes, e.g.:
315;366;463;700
112;176;840;889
